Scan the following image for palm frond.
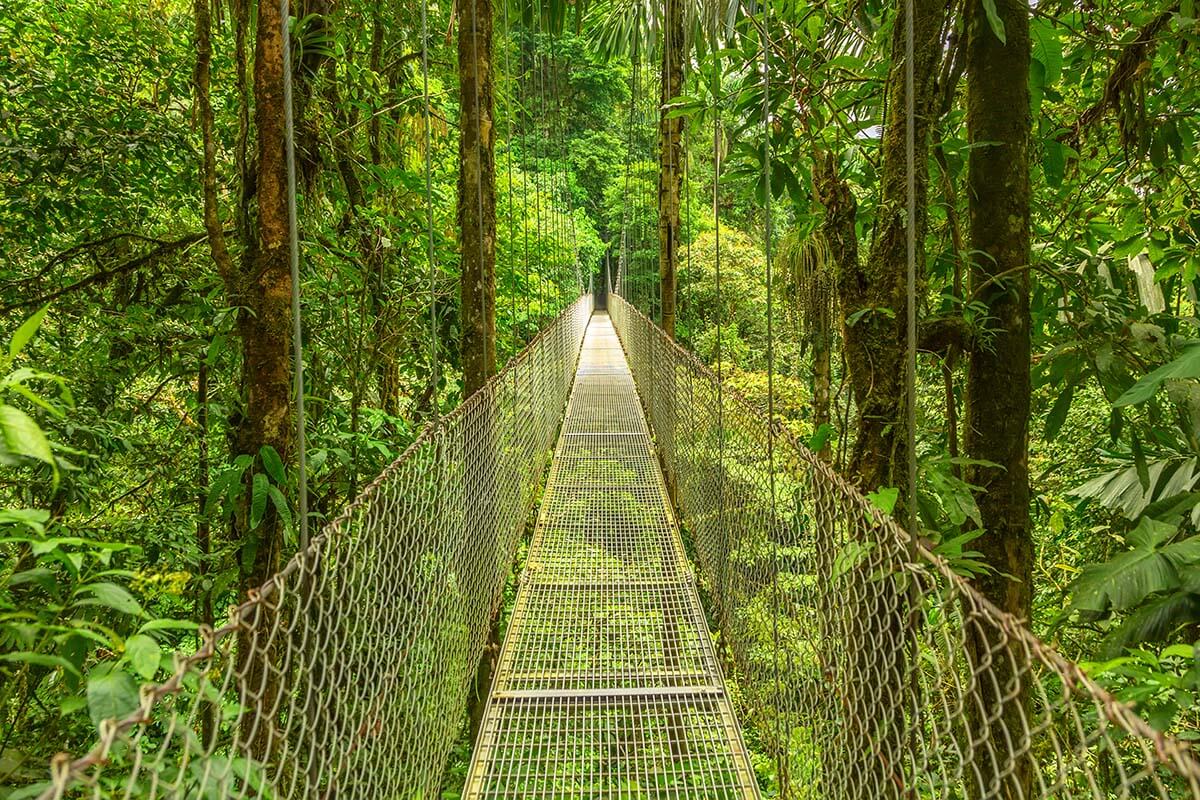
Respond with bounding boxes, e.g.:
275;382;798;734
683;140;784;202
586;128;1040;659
775;227;837;339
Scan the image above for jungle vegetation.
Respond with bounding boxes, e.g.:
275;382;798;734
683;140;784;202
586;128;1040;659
1;0;1199;794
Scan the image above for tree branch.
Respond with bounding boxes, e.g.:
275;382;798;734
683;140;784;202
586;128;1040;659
3;231;218;313
918;315;974;356
1069;4;1179;141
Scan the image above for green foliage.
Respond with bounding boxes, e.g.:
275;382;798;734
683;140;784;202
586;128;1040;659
1066;517;1200;656
1083;643;1200;735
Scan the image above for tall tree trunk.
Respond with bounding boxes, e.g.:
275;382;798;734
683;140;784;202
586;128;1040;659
195;0;294;758
234;0;295;757
845;0;944;496
456;0;500;744
963;1;1033;797
657;0;684;339
817;0;948;794
458;0;496;397
238;0;292;594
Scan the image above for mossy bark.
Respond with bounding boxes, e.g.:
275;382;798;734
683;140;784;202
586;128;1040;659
457;0;500;743
458;0;497;398
203;0;294;758
657;0;684;339
963;0;1034;797
817;0;948;793
844;0;944;497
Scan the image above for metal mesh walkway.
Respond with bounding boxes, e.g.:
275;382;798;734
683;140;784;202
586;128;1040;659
464;312;760;799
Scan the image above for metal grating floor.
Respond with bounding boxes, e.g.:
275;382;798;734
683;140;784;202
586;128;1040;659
465;312;760;799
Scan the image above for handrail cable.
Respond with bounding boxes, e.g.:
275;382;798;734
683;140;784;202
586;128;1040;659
758;0;786;787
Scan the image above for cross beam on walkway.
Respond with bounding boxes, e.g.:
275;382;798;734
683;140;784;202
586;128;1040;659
464;312;759;798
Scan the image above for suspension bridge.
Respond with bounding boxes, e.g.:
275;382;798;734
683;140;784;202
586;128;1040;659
33;294;1200;799
465;310;756;796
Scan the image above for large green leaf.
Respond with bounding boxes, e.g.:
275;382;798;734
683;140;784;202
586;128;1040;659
86;667;139;729
250;472;269;530
1071;519;1182;613
0;651;81;679
260;445;286;484
1104;592;1200;657
74;582;147;618
1113;345;1200;407
0;404;55;466
123;634;161;680
8;304;49;359
1043;380;1074;440
1071;459;1170;519
1070;549;1176;614
1030;19;1062;85
924;465;982;527
981;0;1007;43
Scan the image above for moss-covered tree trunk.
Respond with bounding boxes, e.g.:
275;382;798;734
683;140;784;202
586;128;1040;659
963;1;1034;797
458;0;496;397
456;0;500;744
657;0;684;339
237;0;293;597
197;0;294;758
196;0;291;614
844;0;943;495
817;0;947;793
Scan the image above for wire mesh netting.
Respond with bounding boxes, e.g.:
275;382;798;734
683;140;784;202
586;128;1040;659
464;312;759;798
609;294;1200;800
35;297;593;800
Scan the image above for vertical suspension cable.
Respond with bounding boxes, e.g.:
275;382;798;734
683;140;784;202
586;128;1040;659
550;38;581;298
759;0;785;786
641;57;654;313
683;126;692;333
646;58;656;316
503;0;517;355
421;0;439;422
905;0;919;533
469;0;489;379
550;36;566;306
710;16;730;650
534;46;546;321
280;0;309;548
519;31;532;335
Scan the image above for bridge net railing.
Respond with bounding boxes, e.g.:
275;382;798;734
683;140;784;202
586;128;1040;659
609;294;1200;800
37;296;594;800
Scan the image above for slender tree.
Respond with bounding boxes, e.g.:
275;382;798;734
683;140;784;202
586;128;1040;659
458;0;497;396
658;0;684;338
193;0;295;756
457;0;500;743
963;0;1034;796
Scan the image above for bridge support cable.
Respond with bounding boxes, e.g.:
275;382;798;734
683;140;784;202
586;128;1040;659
464;312;759;797
609;294;1200;800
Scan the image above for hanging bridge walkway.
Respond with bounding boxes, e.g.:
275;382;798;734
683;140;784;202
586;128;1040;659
465;312;757;797
35;295;1200;800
